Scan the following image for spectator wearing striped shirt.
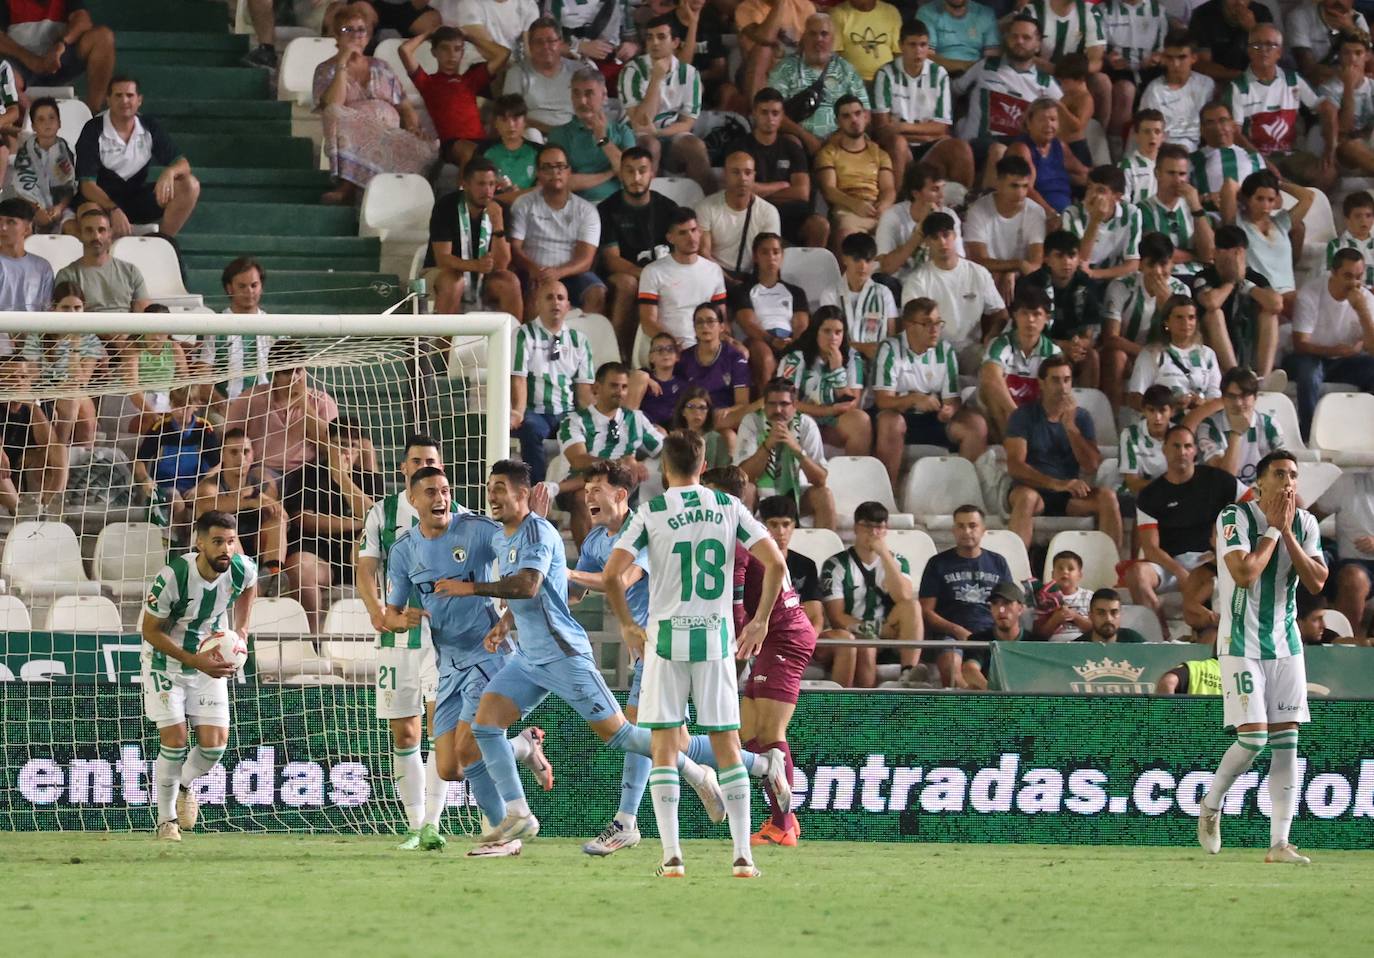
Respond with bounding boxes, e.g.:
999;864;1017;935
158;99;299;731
1119;384;1174;494
202;256;273;410
1101;232;1190;407
620;14;713;192
1117;108;1164;205
978;285;1062;439
1062;164;1143;281
1314;31;1374;178
871;20;974;191
1189;100;1267;208
1022;0;1110;129
509;143;605;320
510;280;595;483
776;304;870;456
1138;142;1215;278
1325;191;1374;287
1190;365;1283;484
1099;0;1169;140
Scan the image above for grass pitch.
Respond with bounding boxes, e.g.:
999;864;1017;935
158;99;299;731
3;834;1371;958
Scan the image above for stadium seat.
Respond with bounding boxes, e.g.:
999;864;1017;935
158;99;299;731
359;173;435;243
886;529;937;583
54;98;93;148
1;521;102;600
1073;387;1118;454
319;635;377;682
94;522;168;600
826;456;915;529
799;679;842;690
322;597;374;636
26;233;82;273
1311;393;1374;466
1323;608;1354;639
44;594;123;632
900;456;993;528
249;596;311;635
566;310;623;368
1256;392;1319;462
278;37;337;106
788;527;845;569
255;640;334;681
780;246;843;312
0;594;32;630
1041;530;1120;591
1282;187;1335;281
1118;603;1164;644
112;237;203;309
981;529;1033;582
650;176;705;208
1294;460;1341;509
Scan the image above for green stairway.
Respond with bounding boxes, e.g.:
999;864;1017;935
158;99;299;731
80;0;404;317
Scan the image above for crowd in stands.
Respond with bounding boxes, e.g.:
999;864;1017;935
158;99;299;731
3;0;1374;688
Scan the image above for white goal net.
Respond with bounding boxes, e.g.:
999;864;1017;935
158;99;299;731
0;310;513;834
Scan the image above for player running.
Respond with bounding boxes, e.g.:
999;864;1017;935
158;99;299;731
1198;451;1327;864
702;466;816;848
355;433;453;850
604;432;788;879
383;467;554;856
141;511;257;841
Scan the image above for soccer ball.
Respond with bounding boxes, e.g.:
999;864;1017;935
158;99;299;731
199;630;249;671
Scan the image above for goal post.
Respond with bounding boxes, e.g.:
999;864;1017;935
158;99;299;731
0;310;515;834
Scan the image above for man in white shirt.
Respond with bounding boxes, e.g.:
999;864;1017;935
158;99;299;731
1287;249;1374;437
509;143;605;318
735;377;836;530
1139;30;1216;151
900;210;1008;372
446;0;539;65
962;154;1046;301
1286;0;1369;86
501;17;579;131
697;150;781;278
637;206;728;348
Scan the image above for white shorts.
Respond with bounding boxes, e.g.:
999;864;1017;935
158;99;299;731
375;644;438;720
1220;654;1310;729
638;646;739;731
142;659;229;729
1146;551;1209;594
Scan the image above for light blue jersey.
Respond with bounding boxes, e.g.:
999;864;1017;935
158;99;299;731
494;512;592;663
386;513;503;670
576;522;650;627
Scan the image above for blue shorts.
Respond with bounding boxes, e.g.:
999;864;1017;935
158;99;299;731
432;652;506;739
483;650;621;723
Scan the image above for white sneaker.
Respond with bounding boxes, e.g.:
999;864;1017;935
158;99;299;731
478;811;540;844
1197;806;1221;855
176;786;199;830
1265;844;1311;864
156;821;182;842
518;726;555;790
732;857;762;879
689;766;727;824
582;820;642;856
467;839;523;858
764;748;792;814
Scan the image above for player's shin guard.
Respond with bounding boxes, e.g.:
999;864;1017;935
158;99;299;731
1268;730;1299;847
1202;730;1267;811
155;745;188;824
178;746;225;788
423;752;447;829
649;766;682;863
472;723;529;816
619;751;652;820
394;745;426;831
461;759;507;825
719;763;752;861
760;740;795;828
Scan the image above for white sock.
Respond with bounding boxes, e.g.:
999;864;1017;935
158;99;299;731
649;765;681;863
178;746;225;789
155;745;187;824
1202;731;1266;812
719;763;752;863
510;731;532;763
394;746;425;831
423;751;447;829
506;795;531;817
1268;730;1299;847
614;811;636;829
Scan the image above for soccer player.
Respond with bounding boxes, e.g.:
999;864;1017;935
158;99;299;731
355;434;458;850
1198;451;1328;864
142;511;257;841
604;431;788;878
384;467;553;857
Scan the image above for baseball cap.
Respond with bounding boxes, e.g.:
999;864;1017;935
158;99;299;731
990;581;1025;604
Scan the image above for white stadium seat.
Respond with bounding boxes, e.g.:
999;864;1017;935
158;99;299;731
566;311;623;369
322;597;375;636
278;36;337;106
360;173;435;242
56;98;93;147
320;636;377;683
885;529;937;584
1;521;102;599
826;456;915;530
1311;393;1374;466
44;594;123;632
1073;387;1119;453
249;596;311;635
1323;608;1354;639
780;246;843;312
788;528;844;570
981;529;1033;583
650;176;705;209
1256;392;1319;461
900;456;991;528
0;594;32;630
112;237;203;309
255;640;334;680
1119;604;1164;644
1041;530;1120;592
94;522;168;599
373;37;436;105
26;233;82;273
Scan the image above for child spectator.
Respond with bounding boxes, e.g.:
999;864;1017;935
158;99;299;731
482;95;539;206
123;325;190;434
777;305;871;457
1118;108;1165;205
1326;190;1374;286
8;97;76;235
670;386;732;471
628;332;689;427
979;286;1062;437
1032;550;1093;641
134;384;220;530
1023;229;1102;388
1053;53;1095;169
400;26;510;171
1119;384;1174;494
675;304;753;445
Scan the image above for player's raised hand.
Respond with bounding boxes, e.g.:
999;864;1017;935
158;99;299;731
737;619;767;659
622;623;647;660
529;480;552;517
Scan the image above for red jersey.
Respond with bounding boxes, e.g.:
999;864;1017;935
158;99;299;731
733;545;818;649
410;64;489;142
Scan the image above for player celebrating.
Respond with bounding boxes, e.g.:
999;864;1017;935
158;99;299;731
384;467;553;857
1198;451;1327;864
605;432;788;879
142;511;257;841
356;433;452;850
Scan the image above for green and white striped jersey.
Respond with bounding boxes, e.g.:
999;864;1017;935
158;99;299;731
1189;144;1265;197
953;56;1061;140
1026;0;1104;58
777;349;866;406
615;484;767;661
821;547;912;627
1216;498;1322;659
983;332;1061;376
511;320;595;416
1197;410;1282;485
558;404;664;460
1139;194;1202;276
1099;0;1167;69
618;55;702;129
819;277;897;345
1222;68;1316;155
359;491;444;650
1118;149;1156;206
144;552;258;674
1126;342;1222;400
1325;230;1374;286
871;58;952;124
1103;271;1191;344
872;335;958;397
1318;74;1374;132
1118;421;1166;479
1063;200;1142;268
